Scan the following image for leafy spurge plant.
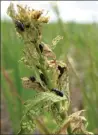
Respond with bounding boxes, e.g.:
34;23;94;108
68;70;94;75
7;3;93;135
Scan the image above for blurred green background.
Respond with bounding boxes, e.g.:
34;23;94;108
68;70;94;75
1;5;98;134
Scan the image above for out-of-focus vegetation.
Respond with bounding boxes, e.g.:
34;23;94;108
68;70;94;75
1;8;98;134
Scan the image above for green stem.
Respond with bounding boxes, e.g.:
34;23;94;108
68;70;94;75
35;118;50;134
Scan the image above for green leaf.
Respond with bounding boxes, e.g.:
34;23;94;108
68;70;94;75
18;92;68;134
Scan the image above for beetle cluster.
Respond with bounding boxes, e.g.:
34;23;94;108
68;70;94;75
29;74;64;97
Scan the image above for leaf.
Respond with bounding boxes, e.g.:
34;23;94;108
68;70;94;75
18;92;68;134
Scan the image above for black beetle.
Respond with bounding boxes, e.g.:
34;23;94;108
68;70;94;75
58;65;66;78
15;20;25;31
39;44;43;53
40;73;47;85
29;76;36;82
51;88;63;97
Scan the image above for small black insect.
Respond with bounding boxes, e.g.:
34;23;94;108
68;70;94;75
40;73;47;85
51;88;64;97
15;20;25;31
58;65;66;78
39;44;43;53
29;76;36;82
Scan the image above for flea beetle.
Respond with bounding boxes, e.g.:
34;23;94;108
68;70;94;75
29;76;36;82
39;44;43;53
40;73;47;85
15;20;25;31
51;88;63;97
